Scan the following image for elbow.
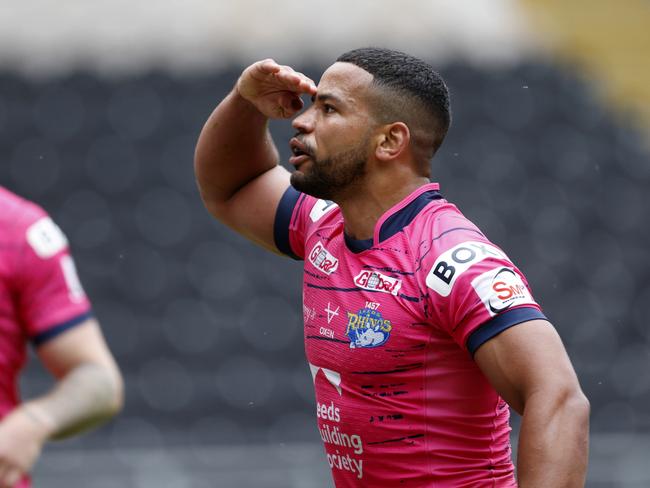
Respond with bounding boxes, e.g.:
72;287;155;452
524;385;590;430
197;187;229;221
555;386;590;419
568;389;590;429
562;389;591;457
110;369;125;416
104;365;125;418
546;386;590;435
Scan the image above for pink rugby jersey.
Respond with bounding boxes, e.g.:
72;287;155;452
0;187;91;488
274;182;547;487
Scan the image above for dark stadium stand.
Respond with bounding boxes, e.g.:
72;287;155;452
1;61;649;486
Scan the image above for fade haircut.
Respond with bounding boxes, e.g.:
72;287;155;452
337;47;451;172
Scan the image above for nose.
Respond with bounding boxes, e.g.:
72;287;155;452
292;105;315;134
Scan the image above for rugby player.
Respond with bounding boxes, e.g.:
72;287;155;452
194;48;589;487
0;186;123;488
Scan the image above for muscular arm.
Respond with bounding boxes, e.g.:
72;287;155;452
194;86;280;207
25;318;123;439
194;59;316;251
474;319;590;488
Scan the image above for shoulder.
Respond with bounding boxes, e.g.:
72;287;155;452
300;192;340;227
275;186;342;260
0;187;48;234
410;198;489;261
285;187;342;235
411;200;510;289
0;187;68;258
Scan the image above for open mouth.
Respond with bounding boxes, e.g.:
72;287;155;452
289;138;313;167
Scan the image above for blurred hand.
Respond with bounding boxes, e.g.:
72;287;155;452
0;407;49;488
236;59;317;119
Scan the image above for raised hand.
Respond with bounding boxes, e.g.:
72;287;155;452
236;59;317;119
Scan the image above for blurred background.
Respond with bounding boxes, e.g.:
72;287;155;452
1;0;649;486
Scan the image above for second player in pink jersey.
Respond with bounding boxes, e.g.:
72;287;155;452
195;48;590;486
0;186;123;488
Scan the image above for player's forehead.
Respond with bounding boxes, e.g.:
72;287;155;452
315;62;374;106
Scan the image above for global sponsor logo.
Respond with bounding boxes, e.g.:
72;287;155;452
346;305;392;348
471;267;537;316
354;270;402;296
426;241;508;297
308;241;339;275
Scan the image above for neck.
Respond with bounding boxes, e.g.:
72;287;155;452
336;175;430;240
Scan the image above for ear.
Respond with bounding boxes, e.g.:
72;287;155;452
374;122;410;162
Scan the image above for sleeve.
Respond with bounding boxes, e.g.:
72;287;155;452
423;228;547;355
14;212;93;346
273;186;338;260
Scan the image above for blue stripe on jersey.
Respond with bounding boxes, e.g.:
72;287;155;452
344;234;373;253
274;186;302;260
379;190;442;242
31;310;94;347
467;307;548;355
345;190;443;254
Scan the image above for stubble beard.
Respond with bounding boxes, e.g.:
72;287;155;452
290;142;369;201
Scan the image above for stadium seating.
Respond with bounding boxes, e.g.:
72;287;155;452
2;60;649;453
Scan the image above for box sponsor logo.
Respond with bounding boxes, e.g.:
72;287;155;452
426;241;507;296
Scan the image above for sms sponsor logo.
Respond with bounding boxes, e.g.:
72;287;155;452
346;304;392;348
471;267;537;316
308;241;339;275
426;241;508;296
354;270;402;296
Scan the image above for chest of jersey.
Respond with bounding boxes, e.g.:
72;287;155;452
301;232;430;377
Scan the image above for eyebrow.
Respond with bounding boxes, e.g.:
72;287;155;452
310;92;344;105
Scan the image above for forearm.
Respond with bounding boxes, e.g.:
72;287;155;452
517;391;590;487
21;362;123;440
194;88;280;210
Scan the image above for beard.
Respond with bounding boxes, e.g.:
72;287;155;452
290;139;369;201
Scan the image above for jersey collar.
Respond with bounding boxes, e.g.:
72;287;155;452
344;182;442;253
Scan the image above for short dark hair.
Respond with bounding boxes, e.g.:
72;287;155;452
337;47;451;168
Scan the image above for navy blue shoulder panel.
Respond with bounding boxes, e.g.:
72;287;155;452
466;307;548;355
378;190;442;242
31;310;94;347
344;234;374;253
273;186;302;260
345;190;443;254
